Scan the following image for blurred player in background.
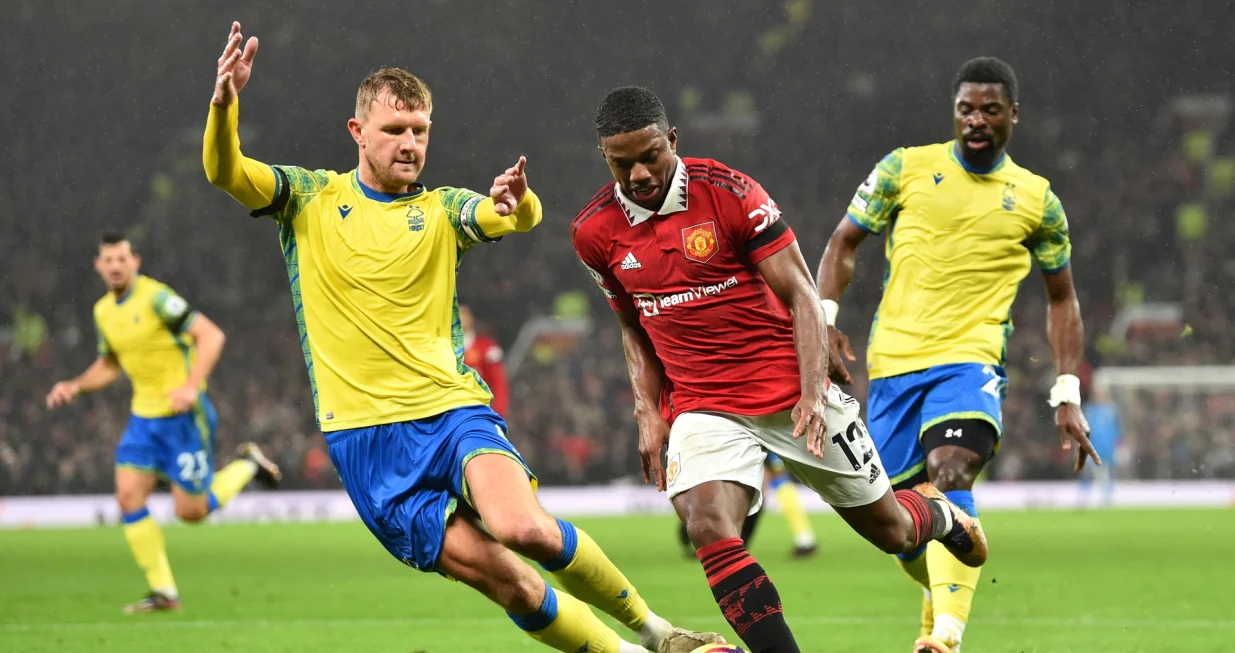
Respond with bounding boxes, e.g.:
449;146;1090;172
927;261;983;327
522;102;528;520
763;454;818;556
460;304;509;416
1079;383;1121;507
574;86;986;653
675;455;818;558
203;23;720;653
817;57;1099;653
46;232;280;614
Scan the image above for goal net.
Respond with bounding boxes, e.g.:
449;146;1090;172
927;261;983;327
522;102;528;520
1092;365;1235;480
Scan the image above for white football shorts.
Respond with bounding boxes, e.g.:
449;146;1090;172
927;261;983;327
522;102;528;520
664;384;891;514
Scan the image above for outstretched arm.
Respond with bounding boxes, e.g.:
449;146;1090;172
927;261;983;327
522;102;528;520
46;357;122;409
474;157;543;237
202;22;278;210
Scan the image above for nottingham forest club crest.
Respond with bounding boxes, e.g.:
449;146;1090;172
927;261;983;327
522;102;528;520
407;206;426;232
681;221;718;263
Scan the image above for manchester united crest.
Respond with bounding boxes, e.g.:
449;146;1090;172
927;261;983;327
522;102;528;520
681;222;718;263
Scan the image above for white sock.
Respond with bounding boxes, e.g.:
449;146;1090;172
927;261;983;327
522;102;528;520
932;613;965;646
934;499;954;535
637;610;673;649
153;586;178;599
794;532;817;548
618;640;648;653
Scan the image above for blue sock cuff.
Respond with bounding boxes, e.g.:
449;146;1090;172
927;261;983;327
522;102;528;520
768;473;790;490
897;542;928;562
539;519;578;572
944;490;979;518
122;507;150;524
507;582;558;632
207;492;220;513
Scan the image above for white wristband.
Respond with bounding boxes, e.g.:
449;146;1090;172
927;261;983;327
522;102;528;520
1048;374;1082;407
821;299;839;327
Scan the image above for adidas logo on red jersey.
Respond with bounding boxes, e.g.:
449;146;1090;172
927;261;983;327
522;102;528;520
620;251;642;270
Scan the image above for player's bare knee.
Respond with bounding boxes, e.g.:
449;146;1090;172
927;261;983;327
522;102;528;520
927;456;980;492
491;517;560;561
683;506;741;549
115;488;145;513
176;503;210;523
494;573;544;614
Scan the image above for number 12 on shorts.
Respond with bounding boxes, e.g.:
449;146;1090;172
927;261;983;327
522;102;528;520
832;421;874;472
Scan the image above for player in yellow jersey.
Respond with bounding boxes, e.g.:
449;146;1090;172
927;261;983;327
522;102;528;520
202;22;722;653
817;57;1101;653
46;232;281;614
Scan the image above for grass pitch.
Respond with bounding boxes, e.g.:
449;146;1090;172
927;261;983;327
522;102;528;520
1;509;1231;652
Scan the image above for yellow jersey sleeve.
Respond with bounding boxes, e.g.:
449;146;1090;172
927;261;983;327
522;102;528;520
95;312;114;359
1026;185;1072;273
846;148;904;234
437;187;542;250
253;165;332;224
203;102;279;210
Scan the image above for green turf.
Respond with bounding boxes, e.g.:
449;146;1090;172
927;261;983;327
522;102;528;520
1;509;1231;652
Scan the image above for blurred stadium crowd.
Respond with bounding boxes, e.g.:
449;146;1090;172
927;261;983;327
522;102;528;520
2;1;1231;494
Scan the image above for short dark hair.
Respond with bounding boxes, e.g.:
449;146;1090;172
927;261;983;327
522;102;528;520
594;86;669;138
100;230;127;246
953;57;1018;105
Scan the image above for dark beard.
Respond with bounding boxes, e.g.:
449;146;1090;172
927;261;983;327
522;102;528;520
960;143;1000;170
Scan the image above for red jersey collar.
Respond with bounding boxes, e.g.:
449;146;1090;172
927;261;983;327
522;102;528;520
614;156;690;226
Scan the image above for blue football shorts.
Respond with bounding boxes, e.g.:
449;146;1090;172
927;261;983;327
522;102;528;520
114;395;218;495
325;404;536;572
867;363;1007;487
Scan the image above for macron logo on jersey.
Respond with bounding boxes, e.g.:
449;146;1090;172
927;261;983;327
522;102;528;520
620;252;642;270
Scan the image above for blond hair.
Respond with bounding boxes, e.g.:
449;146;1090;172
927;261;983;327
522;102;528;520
355;67;433;118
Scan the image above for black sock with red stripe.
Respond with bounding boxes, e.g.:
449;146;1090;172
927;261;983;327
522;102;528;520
894;489;951;547
696;537;799;653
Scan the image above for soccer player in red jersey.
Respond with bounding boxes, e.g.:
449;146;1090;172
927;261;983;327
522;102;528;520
460;304;509;416
571;87;989;653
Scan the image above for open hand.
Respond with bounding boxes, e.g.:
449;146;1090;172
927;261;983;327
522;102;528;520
212;21;259;108
792;392;829;459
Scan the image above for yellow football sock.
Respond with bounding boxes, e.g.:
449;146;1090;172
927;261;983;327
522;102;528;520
927;540;981;643
774;481;816;544
209;459;258;508
514;584;632;653
919;589;935;638
543;521;650;631
122;509;176;595
895;547;931;589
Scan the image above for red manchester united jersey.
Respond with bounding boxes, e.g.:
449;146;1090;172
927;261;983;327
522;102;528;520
464;333;509;416
571;156;801;421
